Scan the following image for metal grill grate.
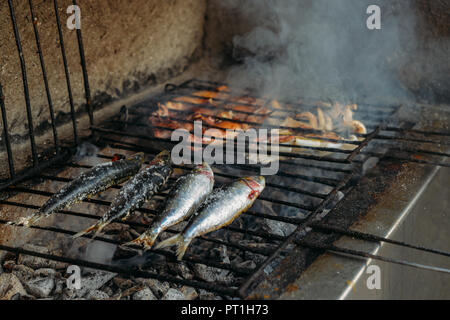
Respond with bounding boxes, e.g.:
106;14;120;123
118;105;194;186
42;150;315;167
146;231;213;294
1;1;450;300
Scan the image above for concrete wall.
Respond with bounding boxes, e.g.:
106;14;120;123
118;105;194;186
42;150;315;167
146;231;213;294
0;0;206;145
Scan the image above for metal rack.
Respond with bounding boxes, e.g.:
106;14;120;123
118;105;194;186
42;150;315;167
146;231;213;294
1;1;449;299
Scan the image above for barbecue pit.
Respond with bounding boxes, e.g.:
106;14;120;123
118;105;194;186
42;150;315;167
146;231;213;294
0;0;449;300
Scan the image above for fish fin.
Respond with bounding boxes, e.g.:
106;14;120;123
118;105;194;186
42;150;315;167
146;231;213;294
126;228;161;251
8;212;42;227
72;221;106;240
154;234;192;261
154;234;182;250
175;238;192;261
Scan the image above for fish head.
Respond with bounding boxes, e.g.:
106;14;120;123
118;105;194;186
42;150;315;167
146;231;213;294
149;150;171;166
241;176;265;200
127;152;145;164
193;162;214;181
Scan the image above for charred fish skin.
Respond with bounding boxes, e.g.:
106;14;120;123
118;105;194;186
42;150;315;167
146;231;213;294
73;150;172;239
129;162;214;250
10;152;145;227
155;176;265;260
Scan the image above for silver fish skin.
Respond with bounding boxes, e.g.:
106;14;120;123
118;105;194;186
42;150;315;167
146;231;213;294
155;176;265;260
129;162;214;250
73;150;172;239
10;152;145;227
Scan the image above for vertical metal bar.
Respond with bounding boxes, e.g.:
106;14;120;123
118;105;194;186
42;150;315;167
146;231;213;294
53;0;78;145
72;0;93;125
28;0;60;154
7;0;39;166
0;84;15;178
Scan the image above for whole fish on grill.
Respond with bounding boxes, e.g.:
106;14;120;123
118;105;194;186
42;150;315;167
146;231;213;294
8;152;145;227
73;150;172;239
127;162;214;250
155;176;265;260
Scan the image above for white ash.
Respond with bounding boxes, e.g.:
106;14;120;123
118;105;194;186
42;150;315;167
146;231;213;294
132;287;157;300
180;286;198;300
86;290;110;300
198;289;223;300
167;262;194;280
24;277;55;298
11;264;35;283
0;273;28;300
193;264;232;284
263;218;296;237
71;270;116;298
135;278;170;298
162;288;186;300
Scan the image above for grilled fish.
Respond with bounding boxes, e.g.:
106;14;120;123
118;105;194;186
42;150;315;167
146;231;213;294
128;162;214;250
73;150;172;239
155;176;265;260
8;153;145;227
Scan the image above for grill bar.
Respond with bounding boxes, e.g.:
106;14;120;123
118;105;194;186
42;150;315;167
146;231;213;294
53;0;78;145
7;0;39;166
28;0;60;155
72;0;93;125
0;83;15;178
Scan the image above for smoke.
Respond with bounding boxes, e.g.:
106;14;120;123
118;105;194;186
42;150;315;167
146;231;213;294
222;0;417;103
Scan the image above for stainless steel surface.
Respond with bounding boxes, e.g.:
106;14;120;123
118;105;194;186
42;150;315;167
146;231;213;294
280;165;450;299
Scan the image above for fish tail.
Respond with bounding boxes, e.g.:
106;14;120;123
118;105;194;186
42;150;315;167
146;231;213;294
154;234;192;261
127;228;161;251
8;212;42;227
72;220;106;240
175;238;192;261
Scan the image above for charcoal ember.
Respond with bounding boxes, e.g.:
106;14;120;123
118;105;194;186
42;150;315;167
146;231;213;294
113;245;140;260
18;244;67;269
113;277;135;289
132;287;157;300
2;260;16;272
35;268;59;278
24;277;55;298
180;286;198;300
86;290;110;300
11;264;35;283
192;264;232;284
73;271;117;298
263;218;296;237
238;240;273;265
53;279;65;296
167;262;194;280
161;288;186;300
102;223;129;235
100;285;114;297
210;245;231;264
0;273;27;300
236;260;256;270
135;278;170;298
113;285;145;300
198;289;222;300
